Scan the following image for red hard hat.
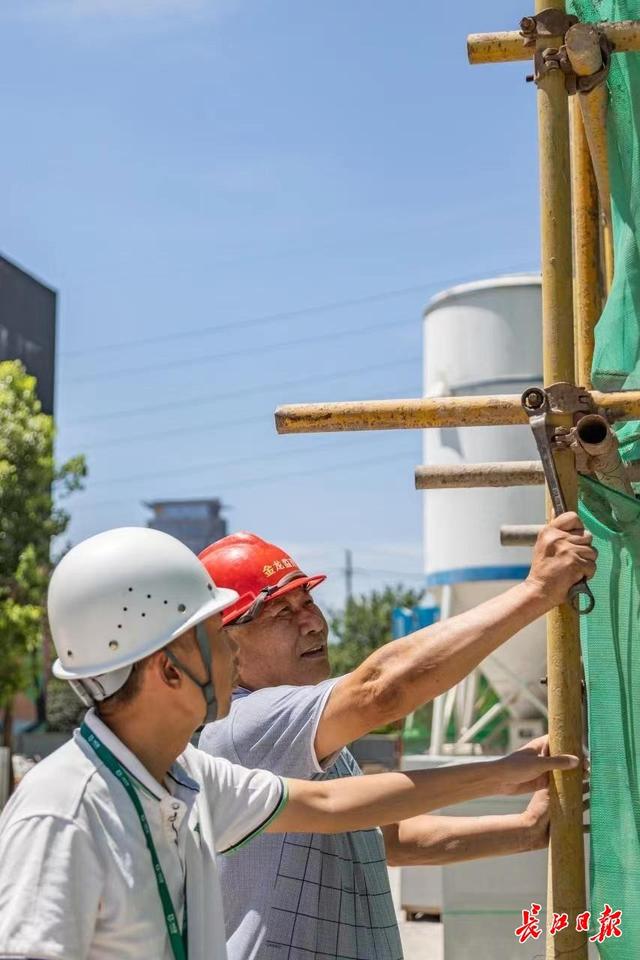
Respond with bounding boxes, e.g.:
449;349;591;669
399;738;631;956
198;532;326;625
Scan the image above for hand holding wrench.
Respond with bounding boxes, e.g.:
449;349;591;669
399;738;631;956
522;387;595;615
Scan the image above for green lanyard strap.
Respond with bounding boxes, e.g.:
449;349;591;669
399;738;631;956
80;723;188;960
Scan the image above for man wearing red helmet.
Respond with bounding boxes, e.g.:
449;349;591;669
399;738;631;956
199;517;595;960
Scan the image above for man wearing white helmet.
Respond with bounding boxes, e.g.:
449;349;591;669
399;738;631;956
0;527;579;960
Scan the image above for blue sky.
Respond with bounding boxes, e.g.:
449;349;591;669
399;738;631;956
0;0;540;610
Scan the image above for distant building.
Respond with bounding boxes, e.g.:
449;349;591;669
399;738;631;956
145;499;228;555
0;255;57;414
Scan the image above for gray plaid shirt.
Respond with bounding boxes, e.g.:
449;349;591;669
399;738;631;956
199;679;403;960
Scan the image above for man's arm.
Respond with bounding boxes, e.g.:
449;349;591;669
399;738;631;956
316;512;596;761
266;739;578;835
381;787;549;866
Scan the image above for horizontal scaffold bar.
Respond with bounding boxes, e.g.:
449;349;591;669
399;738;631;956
415;462;544;489
500;524;543;547
275;390;640;434
467;19;640;65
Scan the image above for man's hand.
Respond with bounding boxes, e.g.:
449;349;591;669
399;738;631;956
493;734;579;795
526;513;597;609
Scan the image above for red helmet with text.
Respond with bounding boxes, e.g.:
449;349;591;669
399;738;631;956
198;532;326;625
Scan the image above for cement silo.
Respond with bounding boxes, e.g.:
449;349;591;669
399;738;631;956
422;275;546;744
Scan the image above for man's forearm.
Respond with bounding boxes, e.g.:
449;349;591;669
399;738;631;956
355;580;549;724
272;761;507;835
385;812;538;867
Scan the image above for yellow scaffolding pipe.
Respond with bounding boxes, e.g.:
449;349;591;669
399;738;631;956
467;18;640;65
570;99;600;388
565;23;614;297
534;2;587;954
275;389;640;434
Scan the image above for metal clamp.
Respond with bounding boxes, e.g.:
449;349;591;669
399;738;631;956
520;9;579;47
521;387;595;615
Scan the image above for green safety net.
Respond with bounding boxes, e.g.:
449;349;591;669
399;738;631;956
567;2;640;954
579;478;640;957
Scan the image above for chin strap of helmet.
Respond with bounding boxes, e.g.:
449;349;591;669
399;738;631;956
164;622;218;724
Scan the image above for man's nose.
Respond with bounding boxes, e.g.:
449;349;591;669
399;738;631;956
298;606;324;634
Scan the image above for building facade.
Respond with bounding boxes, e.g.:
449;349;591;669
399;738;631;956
146;499;228;555
0;255;57;414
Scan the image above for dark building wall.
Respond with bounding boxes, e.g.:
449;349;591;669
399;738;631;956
147;500;227;555
0;255;57;415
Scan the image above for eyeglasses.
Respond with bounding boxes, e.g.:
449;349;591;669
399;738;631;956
231;571;308;625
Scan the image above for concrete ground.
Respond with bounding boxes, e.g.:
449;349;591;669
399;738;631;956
389;867;444;960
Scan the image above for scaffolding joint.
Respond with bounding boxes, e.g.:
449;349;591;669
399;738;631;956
520;9;578;47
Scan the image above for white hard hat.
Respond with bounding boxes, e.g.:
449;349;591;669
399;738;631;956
49;527;238;696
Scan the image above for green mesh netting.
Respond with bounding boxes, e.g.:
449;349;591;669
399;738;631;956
579;477;640;957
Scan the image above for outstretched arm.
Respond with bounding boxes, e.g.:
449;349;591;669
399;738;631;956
266;738;578;836
315;513;596;761
382;787;549;866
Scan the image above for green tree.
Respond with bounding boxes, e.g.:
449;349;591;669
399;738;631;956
0;360;86;747
329;584;423;677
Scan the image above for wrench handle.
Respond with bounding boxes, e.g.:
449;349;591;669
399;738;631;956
568;578;596;615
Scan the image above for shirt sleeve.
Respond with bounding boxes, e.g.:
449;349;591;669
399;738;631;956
193;751;288;855
0;815;102;960
223;677;344;778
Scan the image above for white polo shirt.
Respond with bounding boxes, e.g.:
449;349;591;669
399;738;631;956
0;709;287;960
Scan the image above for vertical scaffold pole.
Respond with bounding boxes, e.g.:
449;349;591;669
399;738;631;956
571;99;600;389
535;3;588;957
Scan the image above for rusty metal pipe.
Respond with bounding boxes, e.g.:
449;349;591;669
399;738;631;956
415;462;544;489
467;19;640;65
570;99;600;389
565;23;614;296
500;524;543;546
575;414;636;502
275;390;640;435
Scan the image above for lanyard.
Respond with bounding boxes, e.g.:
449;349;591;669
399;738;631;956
80;723;188;960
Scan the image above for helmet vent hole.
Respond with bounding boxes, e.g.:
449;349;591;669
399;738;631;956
128;587;133;592
163;600;168;605
123;607;128;612
117;624;122;629
141;612;146;618
207;584;213;591
67;649;73;657
178;603;186;613
147;594;152;599
109;641;118;650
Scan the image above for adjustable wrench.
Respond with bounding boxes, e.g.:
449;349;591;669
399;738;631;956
521;387;595;614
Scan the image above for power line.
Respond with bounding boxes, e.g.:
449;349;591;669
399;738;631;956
68;444;419;511
63;356;418;427
66;315;418;385
61;267;533;360
63;380;422;451
61;280;441;360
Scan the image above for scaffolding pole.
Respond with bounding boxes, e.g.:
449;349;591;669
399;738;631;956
467;18;640;65
275;389;640;434
534;2;587;954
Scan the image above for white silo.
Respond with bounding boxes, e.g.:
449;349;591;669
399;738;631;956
422;275;546;741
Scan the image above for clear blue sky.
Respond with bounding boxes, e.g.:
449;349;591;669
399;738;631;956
0;0;540;610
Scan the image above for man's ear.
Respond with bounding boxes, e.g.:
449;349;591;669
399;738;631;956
154;650;182;690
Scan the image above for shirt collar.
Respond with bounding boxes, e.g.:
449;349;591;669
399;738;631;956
79;708;199;801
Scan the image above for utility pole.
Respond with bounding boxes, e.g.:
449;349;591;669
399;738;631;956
344;549;353;605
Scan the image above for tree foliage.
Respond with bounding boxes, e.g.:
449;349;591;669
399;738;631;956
0;360;86;717
328;584;424;678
